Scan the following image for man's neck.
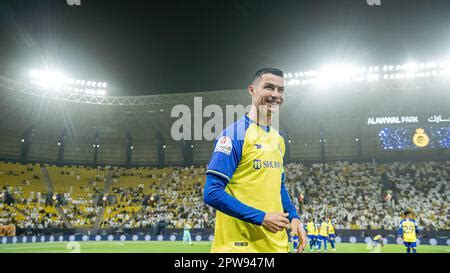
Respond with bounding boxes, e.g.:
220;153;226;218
247;106;271;126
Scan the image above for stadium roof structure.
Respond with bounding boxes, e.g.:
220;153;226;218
0;73;449;166
1;73;450;106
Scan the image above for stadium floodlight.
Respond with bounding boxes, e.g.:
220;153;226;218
21;139;25;143
284;57;450;88
405;72;415;79
162;145;166;149
316;64;360;85
96;90;106;96
426;62;436;69
367;74;379;82
403;62;418;72
80;80;85;86
29;69;69;90
130;146;134;150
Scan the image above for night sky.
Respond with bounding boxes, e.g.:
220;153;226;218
1;0;450;95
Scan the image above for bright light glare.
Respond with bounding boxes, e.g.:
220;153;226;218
29;69;69;90
403;62;418;72
317;64;358;84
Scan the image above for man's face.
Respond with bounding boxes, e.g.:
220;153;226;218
249;73;284;114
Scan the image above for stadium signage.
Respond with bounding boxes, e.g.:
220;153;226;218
253;159;281;170
427;115;450;124
367;114;450;125
367;116;418;125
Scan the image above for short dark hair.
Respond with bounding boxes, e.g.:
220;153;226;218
252;67;284;83
404;210;411;217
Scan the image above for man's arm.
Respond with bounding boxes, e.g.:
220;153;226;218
397;225;403;237
204;173;291;232
280;181;300;221
280;180;306;253
203;173;265;225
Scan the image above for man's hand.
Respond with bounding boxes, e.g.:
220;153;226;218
262;212;290;233
290;218;307;253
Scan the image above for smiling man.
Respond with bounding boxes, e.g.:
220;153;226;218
204;67;307;253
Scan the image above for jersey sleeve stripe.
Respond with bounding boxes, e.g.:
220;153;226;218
206;170;231;182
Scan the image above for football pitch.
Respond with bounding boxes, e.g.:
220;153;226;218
0;241;448;253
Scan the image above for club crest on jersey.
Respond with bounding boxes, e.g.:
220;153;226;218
214;136;232;155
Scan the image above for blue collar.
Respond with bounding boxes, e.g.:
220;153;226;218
245;115;270;132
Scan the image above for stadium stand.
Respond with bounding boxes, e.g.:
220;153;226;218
46;165;108;228
1;160;448;233
285;160;449;231
0;162;65;228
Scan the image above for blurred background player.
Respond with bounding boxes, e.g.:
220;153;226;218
182;219;193;246
327;217;336;252
312;218;319;251
398;210;419;253
372;234;384;248
317;218;329;253
305;218;318;252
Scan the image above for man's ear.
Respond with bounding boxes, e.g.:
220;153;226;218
248;85;254;96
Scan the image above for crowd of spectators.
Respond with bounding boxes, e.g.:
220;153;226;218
1;161;448;232
285;160;449;231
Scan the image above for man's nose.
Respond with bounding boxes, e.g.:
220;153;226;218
271;92;282;99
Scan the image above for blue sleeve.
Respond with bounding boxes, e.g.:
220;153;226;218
203;173;266;225
206;119;246;181
281;181;300;222
415;221;419;234
397;221;403;236
279;137;298;222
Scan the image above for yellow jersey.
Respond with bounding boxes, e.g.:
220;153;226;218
327;220;335;235
206;115;288;253
306;221;316;235
399;219;418;243
319;222;329;237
